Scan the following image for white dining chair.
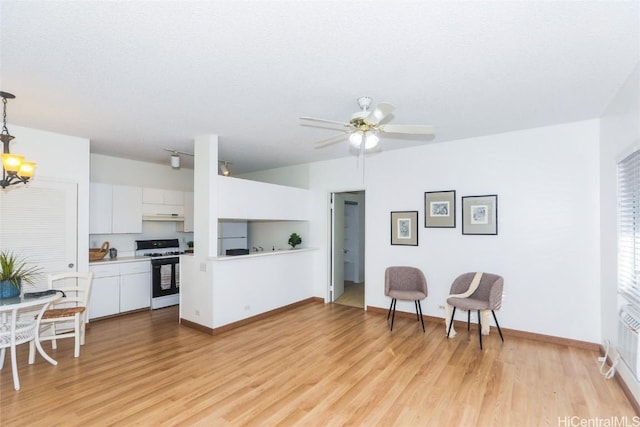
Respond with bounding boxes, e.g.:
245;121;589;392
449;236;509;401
28;272;93;360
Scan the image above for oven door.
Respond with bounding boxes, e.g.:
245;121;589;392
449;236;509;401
151;257;179;298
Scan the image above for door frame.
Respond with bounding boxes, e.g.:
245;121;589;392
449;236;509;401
328;189;365;307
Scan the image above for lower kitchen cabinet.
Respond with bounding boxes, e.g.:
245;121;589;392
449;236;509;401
89;261;151;319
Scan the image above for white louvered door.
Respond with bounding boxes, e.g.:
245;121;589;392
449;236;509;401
0;178;78;291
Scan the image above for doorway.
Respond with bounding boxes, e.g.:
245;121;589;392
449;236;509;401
330;191;365;309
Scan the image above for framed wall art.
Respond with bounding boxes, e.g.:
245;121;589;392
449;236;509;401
424;190;456;228
462;195;498;235
390;211;418;246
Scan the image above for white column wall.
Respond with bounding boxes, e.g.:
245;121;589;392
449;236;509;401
180;135;218;326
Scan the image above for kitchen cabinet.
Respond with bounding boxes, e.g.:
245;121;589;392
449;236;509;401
112;185;143;233
142;187;184;217
178;191;194;232
89;183;113;234
89;183;142;234
143;188;184;206
119;262;151;312
89;261;150;319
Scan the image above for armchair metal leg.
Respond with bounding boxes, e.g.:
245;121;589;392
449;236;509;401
416;300;425;333
478;310;483;350
446;307;457;338
492;310;504;342
390;299;397;331
467;310;471;331
387;299;394;320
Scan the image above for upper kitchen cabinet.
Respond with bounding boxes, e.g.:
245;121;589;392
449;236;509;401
89;182;112;234
112;185;143;233
178;191;194;232
90;183;143;234
142;188;184;218
142;188;184;205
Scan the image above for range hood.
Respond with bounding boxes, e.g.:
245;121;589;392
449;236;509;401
142;213;184;222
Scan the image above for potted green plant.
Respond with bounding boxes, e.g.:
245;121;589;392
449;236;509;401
0;250;41;298
186;241;194;253
288;233;302;249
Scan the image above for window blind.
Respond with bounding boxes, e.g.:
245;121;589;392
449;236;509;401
619;150;640;308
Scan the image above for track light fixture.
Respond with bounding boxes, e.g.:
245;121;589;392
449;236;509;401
163;148;193;169
219;160;231;176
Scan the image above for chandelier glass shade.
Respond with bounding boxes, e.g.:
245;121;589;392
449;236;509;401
1;91;35;189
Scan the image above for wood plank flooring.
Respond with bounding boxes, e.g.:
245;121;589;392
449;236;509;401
334;281;364;309
0;301;635;426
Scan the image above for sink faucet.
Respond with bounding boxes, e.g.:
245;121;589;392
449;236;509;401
252;247;258;252
258;246;263;251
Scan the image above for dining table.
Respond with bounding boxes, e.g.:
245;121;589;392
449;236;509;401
0;291;62;390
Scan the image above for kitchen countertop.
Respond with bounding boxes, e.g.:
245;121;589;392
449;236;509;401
211;247;317;261
89;253;194;265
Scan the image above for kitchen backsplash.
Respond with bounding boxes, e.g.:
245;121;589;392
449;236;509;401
90;221;193;257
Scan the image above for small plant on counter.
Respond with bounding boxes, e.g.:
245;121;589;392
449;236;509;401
288;233;302;248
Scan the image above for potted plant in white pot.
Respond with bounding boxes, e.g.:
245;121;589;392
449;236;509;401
0;250;40;298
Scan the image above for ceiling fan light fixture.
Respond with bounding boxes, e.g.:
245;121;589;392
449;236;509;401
365;132;379;149
349;131;364;148
349;131;379;150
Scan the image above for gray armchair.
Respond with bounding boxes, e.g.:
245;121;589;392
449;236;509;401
446;272;504;349
384;266;428;332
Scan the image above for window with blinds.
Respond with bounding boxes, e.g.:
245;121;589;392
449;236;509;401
619;150;640;308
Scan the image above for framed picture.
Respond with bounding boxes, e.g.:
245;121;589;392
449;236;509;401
390;211;418;246
462;195;498;235
424;190;456;228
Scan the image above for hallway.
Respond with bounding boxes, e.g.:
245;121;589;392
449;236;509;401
334;281;364;309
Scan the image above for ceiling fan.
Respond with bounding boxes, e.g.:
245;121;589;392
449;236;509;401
300;97;435;151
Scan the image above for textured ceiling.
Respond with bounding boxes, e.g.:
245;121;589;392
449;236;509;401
1;1;638;174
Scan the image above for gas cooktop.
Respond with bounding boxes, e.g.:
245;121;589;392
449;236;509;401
143;251;184;257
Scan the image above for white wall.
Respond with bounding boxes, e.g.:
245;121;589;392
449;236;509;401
258;120;602;343
600;63;640;400
7;125;91;273
90;153;194;190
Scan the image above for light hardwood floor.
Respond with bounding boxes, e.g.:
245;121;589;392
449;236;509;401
334;281;364;309
1;301;635;426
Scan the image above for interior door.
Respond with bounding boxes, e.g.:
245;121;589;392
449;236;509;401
331;193;346;301
0;178;78;290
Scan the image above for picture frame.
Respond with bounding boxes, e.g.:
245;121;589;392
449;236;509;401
390;211;418;246
424;190;456;228
462;195;498;235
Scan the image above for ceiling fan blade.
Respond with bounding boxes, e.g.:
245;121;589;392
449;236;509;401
379;124;435;135
366;102;395;125
313;132;350;148
300;116;350;128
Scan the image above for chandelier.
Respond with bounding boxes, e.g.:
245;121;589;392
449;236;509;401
1;91;35;189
